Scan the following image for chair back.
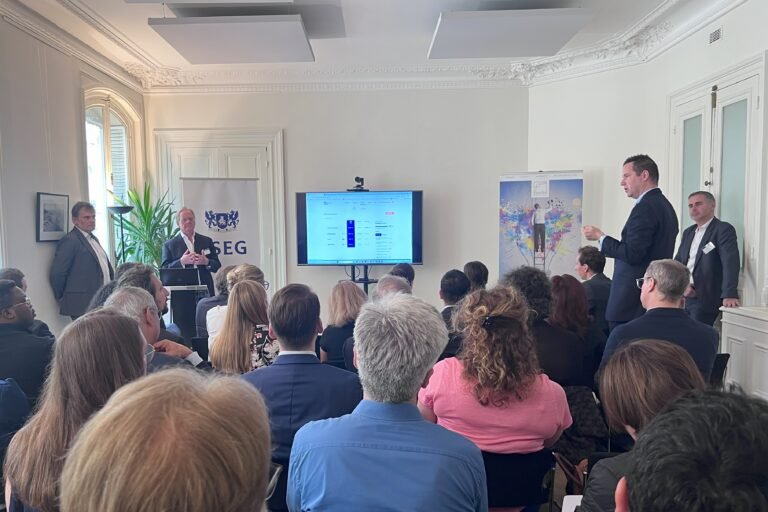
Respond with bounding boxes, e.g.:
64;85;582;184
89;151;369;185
481;449;554;508
709;353;730;389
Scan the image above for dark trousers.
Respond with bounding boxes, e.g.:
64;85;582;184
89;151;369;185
684;297;720;326
533;223;546;252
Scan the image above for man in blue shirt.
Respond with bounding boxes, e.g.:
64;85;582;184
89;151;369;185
288;293;487;512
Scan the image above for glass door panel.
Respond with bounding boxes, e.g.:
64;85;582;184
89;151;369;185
681;114;703;231
718;98;748;268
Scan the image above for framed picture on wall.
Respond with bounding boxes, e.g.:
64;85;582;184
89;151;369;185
36;192;69;242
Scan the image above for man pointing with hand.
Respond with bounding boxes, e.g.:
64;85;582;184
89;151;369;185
162;207;221;296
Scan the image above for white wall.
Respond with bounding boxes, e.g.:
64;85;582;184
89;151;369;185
528;0;768;303
0;19;143;334
145;87;528;317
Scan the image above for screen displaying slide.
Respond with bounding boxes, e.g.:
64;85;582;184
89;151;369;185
305;191;414;264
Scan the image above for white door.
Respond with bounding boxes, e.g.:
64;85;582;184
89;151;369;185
155;129;286;289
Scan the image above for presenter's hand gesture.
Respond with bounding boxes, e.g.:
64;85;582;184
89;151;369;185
153;340;192;359
180;250;197;266
197;253;209;266
582;225;604;241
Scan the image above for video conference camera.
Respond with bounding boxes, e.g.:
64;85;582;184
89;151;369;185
348;176;369;192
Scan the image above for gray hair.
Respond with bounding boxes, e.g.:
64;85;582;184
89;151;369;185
353;294;448;403
372;275;412;301
104;286;157;321
646;259;690;301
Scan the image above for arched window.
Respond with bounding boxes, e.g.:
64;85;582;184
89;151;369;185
84;90;142;260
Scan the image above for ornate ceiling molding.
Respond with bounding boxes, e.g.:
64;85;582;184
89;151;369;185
3;0;750;92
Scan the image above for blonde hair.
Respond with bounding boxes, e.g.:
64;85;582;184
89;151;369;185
4;310;145;512
226;263;265;289
328;281;367;326
60;369;271;512
210;280;268;374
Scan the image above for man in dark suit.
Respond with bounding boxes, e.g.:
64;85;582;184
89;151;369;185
674;191;740;326
49;201;114;319
0;280;54;407
161;207;221;296
244;284;362;511
599;260;718;381
575;246;612;336
439;269;471;360
583;154;678;330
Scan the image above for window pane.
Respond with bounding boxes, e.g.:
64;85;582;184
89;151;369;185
719;99;748;268
85;106;110;255
681;114;703;231
109;111;129;203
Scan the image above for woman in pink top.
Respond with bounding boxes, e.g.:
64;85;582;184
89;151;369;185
418;286;572;454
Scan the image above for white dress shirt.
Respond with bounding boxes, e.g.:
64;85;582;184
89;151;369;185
77;227;111;285
686;218;713;282
181;232;198;267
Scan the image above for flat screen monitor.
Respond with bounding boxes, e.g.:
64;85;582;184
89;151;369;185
297;190;423;266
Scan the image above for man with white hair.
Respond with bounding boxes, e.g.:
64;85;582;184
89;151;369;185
288;294;487;511
104;287;210;372
371;274;412;300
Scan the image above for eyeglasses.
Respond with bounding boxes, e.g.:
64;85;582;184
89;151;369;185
635;277;652;289
1;297;32;311
262;280;270;291
144;344;155;364
265;463;283;501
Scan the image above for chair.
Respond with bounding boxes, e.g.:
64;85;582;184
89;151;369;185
709;353;730;389
481;449;555;510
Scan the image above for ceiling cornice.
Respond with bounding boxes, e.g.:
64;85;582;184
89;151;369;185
1;0;750;93
0;0;142;92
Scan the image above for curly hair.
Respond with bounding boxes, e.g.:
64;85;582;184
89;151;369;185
456;286;539;407
549;274;589;337
500;266;552;319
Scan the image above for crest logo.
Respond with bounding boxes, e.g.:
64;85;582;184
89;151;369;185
205;210;239;232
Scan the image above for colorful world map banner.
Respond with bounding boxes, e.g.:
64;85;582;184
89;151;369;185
499;171;584;277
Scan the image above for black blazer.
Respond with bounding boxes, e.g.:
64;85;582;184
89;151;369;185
49;228;114;316
674;217;740;314
601;189;678;323
582;273;611;335
161;233;221;296
0;324;54;407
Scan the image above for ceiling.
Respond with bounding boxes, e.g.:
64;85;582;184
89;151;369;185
4;0;746;90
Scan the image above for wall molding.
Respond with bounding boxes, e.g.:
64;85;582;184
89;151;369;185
1;0;750;92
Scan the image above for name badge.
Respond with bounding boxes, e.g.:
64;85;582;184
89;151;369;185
702;242;716;254
202;249;211;256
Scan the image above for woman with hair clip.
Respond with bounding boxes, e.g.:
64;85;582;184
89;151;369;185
418;286;571;510
579;339;706;512
4;309;147;512
210;280;277;374
207;263;267;348
320;281;367;369
549;274;607;388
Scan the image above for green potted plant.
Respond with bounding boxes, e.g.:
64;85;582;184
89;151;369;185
113;183;179;268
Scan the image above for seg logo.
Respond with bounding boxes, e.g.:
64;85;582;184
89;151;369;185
213;240;247;255
205;210;239;232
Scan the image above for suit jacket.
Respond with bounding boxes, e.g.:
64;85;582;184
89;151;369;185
674;217;740;315
601;189;678;323
161;232;221;296
0;324;54;407
582;273;611;335
599;308;719;381
439;305;463;360
0;379;31;491
49;228;114;317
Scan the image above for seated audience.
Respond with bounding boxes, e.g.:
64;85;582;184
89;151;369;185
388;262;415;286
207;263;267;346
320;281;367;369
419;286;571;453
549;274;607;387
0;279;54;407
463;260;489;292
0;268;53;338
599;259;719;381
575;247;611;335
1;379;29;487
439;269;471;360
116;264;183;344
288;293;487;511
210;280;276;373
343;274;411;371
105;287;209;371
501;267;585;386
4;310;146;512
244;284;362;510
615;390;768;512
195;264;235;337
60;370;272;512
579;340;705;512
86;262;143;312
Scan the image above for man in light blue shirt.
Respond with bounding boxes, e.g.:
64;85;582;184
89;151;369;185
288;293;487;512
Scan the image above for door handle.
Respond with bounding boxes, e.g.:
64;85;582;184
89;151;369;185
704;180;713;186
